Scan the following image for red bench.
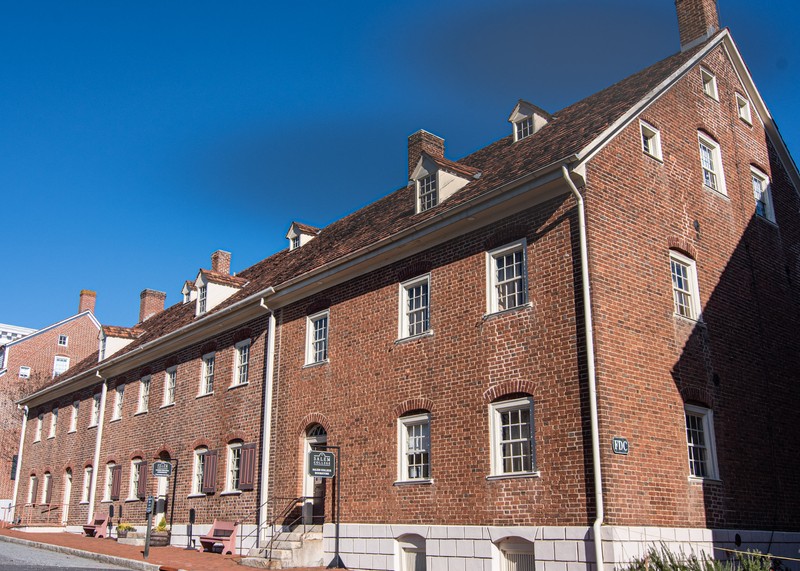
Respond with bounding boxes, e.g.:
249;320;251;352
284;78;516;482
199;519;239;555
82;514;109;538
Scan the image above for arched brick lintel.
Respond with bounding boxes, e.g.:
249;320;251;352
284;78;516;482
482;380;537;404
394;398;435;417
296;412;332;436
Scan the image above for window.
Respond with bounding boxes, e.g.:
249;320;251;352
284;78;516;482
27;475;38;504
736;93;752;124
112;385;124;420
685;404;719;479
81;466;93;502
19;366;31;379
198;285;208;314
498;538;536;571
58;334;68;347
192;447;208;494
701;67;718;99
418;173;438;212
670;251;701;321
698;133;726;195
399;275;431;339
640;121;662;160
34;414;43;442
129;458;147;500
233;340;250;386
87;395;98;426
292;235;301;250
226;441;242;492
137;376;150;413
305;311;329;365
42;472;52;505
48;408;58;438
751;167;775;223
53;356;70;377
398;413;431;482
164;367;177;406
69;401;79;432
487;239;528;314
100;335;107;360
515;117;533;141
397;535;427;571
224;441;255;492
489;397;536;476
201;353;215;395
105;462;121;501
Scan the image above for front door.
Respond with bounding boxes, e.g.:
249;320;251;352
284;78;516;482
154;456;170;524
61;469;72;525
302;425;327;525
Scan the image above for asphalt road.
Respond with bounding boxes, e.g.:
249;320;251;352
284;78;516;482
0;540;129;571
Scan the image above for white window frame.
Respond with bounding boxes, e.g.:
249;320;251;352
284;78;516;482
53;356;70;378
200;352;216;395
305;310;330;365
698;133;726;195
398;275;431;339
136;376;150;414
486;239;529;314
736;93;752;125
48;407;58;439
669;251;702;321
396;535;427;571
751;166;775;223
685;404;719;480
163;367;177;406
128;458;143;500
417;172;438;212
69;401;79;433
90;394;101;427
41;472;51;504
34;414;43;442
58;334;68;347
81;466;92;503
198;285;208;314
104;462;116;501
233;339;251;386
489;397;536;477
191;447;208;495
27;475;38;504
397;413;431;482
225;441;243;493
640;120;662;160
496;538;536;571
515;116;534;142
112;385;124;420
19;366;31;379
700;67;718;100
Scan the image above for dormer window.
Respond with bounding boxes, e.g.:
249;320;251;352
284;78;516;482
198;285;208;314
508;100;551;142
515;116;533;141
418;173;438;212
292;236;300;250
287;222;321;251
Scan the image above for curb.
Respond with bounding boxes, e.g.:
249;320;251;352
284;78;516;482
0;533;164;571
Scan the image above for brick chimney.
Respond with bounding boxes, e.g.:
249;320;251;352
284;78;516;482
139;289;166;323
211;250;231;275
408;130;445;181
675;0;719;51
78;290;97;314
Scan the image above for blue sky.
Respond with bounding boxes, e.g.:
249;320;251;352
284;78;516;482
2;1;798;329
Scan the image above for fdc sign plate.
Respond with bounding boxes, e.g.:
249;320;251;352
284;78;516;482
308;451;335;478
612;437;629;455
152;461;172;478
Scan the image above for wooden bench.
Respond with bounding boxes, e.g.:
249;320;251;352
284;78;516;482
199;519;239;555
82;514;109;538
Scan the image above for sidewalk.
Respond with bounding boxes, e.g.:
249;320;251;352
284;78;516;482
0;527;329;571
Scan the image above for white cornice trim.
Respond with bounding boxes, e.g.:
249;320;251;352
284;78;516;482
2;311;100;351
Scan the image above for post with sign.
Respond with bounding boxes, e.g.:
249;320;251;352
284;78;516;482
311;445;343;569
144;495;154;559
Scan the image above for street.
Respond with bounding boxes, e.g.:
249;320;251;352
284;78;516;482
0;540;129;571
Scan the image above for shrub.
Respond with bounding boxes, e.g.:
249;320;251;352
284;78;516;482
621;545;778;571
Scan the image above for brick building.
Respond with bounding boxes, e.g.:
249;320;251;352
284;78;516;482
11;1;800;570
0;291;100;511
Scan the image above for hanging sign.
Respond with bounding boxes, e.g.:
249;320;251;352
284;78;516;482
308;451;336;478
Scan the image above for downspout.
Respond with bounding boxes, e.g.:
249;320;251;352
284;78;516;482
561;165;604;571
11;405;29;522
87;373;108;524
258;290;276;544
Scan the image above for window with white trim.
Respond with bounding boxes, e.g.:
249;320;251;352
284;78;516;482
233;340;250;386
751;166;775;223
418;173;438;212
69;401;79;432
670;251;701;321
27;475;38;504
398;413;431;482
736;93;752;124
701;67;718;99
226;441;243;492
34;414;43;442
48;408;58;438
192;447;208;494
164;367;176;406
90;393;101;427
19;366;30;379
698;133;726;195
137;376;150;413
685;404;719;479
81;466;92;502
489;397;536;476
53;356;70;377
399;275;430;339
487;239;528;314
58;334;68;347
104;462;116;501
515;117;534;141
112;385;124;420
397;535;427;571
128;458;143;500
198;285;208;314
498;538;536;571
305;311;329;365
640;120;662;160
201;353;215;395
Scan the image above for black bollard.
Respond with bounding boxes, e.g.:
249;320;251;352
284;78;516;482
185;508;195;550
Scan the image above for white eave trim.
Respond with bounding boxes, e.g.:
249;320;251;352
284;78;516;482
1;311;100;350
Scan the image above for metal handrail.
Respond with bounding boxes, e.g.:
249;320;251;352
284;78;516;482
236;495;322;560
18;502;67;526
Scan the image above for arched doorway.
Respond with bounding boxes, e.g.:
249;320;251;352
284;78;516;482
61;468;72;525
155;452;170;524
301;424;327;525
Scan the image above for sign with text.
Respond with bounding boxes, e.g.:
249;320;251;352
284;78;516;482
308;451;336;478
612;437;629;455
152;461;172;478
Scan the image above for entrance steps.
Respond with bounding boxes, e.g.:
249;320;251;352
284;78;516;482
241;525;324;569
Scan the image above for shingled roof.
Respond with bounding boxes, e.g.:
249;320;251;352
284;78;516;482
51;36;714;383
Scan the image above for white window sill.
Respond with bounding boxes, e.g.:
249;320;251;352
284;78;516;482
395;330;434;344
124;497;140;503
187;493;207;499
160;403;175;409
79;501;89;505
68;430;76;434
33;439;40;443
483;302;533;320
100;499;112;504
110;417;121;423
134;410;148;416
88;424;98;429
486;471;541;481
228;382;249;390
220;490;242;497
702;184;729;199
393;479;433;486
196;392;214;399
689;476;722;484
47;436;55;440
643;151;663;163
303;359;329;369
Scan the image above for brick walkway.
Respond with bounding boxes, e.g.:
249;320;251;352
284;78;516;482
0;527;329;571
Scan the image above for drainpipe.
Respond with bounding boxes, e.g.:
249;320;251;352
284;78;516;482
562;165;604;571
258;289;276;544
11;405;29;522
87;373;108;525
